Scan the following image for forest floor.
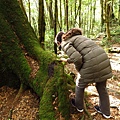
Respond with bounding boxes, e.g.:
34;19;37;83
0;45;120;120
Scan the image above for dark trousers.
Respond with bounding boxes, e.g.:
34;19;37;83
75;79;110;115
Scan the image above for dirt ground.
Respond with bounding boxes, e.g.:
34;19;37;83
0;52;120;120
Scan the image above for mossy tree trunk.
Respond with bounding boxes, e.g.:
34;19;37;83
0;0;73;119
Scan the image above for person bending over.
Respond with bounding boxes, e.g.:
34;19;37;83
55;28;112;119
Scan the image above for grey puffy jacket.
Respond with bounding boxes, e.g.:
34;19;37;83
61;35;112;83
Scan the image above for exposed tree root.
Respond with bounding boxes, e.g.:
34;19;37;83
7;83;27;120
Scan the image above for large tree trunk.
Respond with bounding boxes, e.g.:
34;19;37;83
0;0;73;119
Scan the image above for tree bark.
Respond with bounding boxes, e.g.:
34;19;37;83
65;0;69;30
60;0;63;30
0;0;72;119
79;0;82;28
118;0;120;25
105;1;111;41
38;0;45;49
54;0;58;55
18;0;28;18
45;0;54;29
100;0;104;32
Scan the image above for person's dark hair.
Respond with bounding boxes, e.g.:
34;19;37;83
54;31;64;54
62;28;82;40
55;31;64;43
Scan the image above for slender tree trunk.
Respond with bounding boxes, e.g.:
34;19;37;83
54;0;58;54
66;0;69;30
54;0;58;35
105;0;111;41
18;0;27;18
92;0;96;33
59;0;62;30
38;0;45;49
79;0;82;28
28;0;31;23
89;2;92;35
100;0;104;32
45;0;54;29
74;0;77;26
83;13;87;35
63;0;66;25
69;2;72;28
87;0;90;36
118;0;120;25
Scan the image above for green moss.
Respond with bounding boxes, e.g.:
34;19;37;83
57;78;70;119
0;12;31;85
39;62;71;119
39;78;56;120
66;74;75;86
29;69;49;96
53;64;70;120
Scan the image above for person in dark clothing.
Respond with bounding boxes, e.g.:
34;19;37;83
55;28;112;119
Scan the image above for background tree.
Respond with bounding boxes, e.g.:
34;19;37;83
18;0;27;18
45;0;54;29
92;0;96;33
53;0;58;55
79;0;82;28
38;0;45;49
100;0;104;32
105;0;111;41
74;0;77;26
58;0;63;30
118;0;120;25
28;0;31;23
65;0;69;30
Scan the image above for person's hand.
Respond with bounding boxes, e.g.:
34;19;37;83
60;58;67;62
